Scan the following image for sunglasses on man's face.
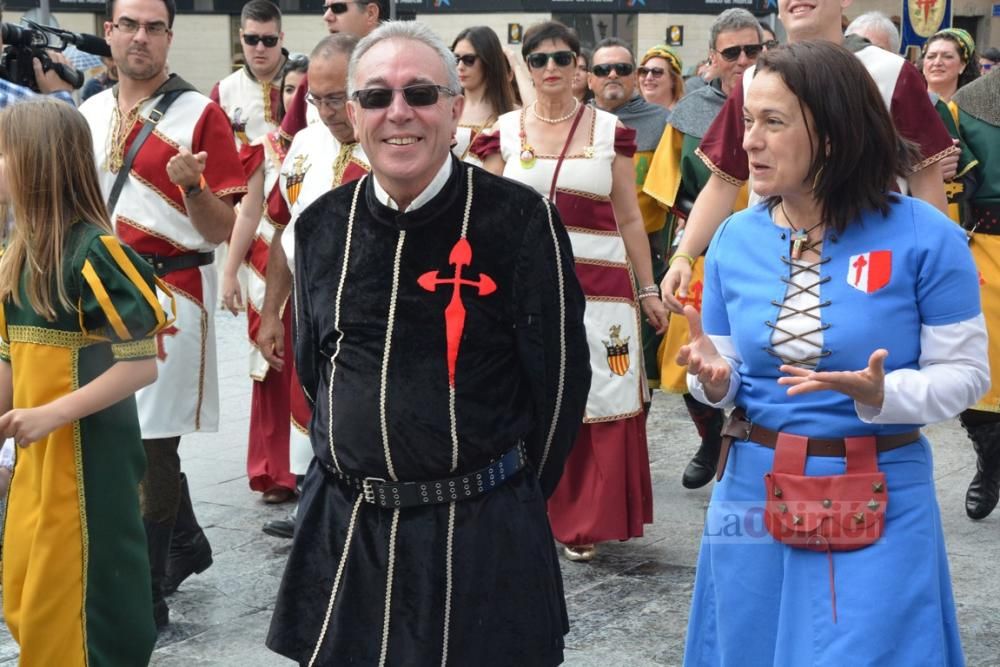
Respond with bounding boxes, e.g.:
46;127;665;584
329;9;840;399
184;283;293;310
525;51;576;69
455;54;478;67
591;62;634;77
715;43;764;62
323;1;361;14
243;33;280;48
352;84;456;109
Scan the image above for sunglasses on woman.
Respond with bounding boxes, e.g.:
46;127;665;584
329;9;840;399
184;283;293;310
637;66;664;78
526;51;576;69
243;33;280;48
352;84;456;109
591;63;635;77
455;54;478;67
715;43;764;62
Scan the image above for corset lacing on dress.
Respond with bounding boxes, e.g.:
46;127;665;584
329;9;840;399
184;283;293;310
765;236;831;369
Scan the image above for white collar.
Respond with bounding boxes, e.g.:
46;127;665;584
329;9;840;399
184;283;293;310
372;156;453;212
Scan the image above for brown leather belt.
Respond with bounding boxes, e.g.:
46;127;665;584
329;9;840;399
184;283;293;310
716;408;920;481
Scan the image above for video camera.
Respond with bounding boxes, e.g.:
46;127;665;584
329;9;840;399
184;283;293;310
0;20;111;92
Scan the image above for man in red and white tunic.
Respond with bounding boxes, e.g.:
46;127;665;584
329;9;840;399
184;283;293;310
80;0;246;630
210;0;287;146
256;34;371;539
658;0;957;310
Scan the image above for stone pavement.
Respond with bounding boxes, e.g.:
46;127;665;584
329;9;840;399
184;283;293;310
2;310;999;665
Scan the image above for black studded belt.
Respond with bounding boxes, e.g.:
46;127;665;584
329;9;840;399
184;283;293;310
321;442;527;509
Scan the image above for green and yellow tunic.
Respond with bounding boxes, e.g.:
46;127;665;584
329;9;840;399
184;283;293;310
0;222;171;667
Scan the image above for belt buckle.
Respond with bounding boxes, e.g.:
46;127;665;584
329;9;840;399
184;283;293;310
362;477;385;504
738;416;753;441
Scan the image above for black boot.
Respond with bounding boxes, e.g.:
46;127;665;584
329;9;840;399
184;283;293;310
164;473;213;595
681;394;725;489
961;415;1000;520
144;519;172;630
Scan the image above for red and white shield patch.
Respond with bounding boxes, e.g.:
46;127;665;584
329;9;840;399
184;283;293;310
847;250;892;294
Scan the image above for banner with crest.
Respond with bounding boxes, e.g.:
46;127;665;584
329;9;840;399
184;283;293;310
901;0;953;55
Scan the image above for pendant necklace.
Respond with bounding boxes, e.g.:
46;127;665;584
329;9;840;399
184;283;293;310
782;201;824;260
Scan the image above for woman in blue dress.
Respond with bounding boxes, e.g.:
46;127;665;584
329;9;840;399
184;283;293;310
676;41;987;665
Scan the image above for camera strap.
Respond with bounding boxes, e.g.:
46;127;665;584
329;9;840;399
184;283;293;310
107;89;187;213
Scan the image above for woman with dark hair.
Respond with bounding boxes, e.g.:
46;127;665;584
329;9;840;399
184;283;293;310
221;53;310;504
572;48;594;103
475;20;669;563
678;41;985;664
922;28;979;102
451;27;519;165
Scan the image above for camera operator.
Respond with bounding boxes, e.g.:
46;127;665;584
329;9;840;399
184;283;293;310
0;10;75;106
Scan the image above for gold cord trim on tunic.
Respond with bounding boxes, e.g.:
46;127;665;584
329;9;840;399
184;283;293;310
694;147;745;188
112;339;157;360
7;325;90;349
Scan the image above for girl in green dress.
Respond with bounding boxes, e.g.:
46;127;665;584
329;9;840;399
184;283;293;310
0;98;172;667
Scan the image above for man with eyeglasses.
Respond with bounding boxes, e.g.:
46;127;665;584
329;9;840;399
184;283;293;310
265;21;589;667
80;0;246;633
588;37;671;399
277;0;385;141
643;8;759;491
210;0;288;147
254;34;370;542
660;0;955;316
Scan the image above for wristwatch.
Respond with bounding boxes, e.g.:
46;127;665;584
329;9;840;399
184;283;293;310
181;174;207;198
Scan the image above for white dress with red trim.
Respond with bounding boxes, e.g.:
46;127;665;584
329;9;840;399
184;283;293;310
488;107;653;545
81;83;247;438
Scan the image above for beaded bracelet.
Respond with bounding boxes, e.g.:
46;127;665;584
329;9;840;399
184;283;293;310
637;285;660;296
638;292;661;301
669;251;696;267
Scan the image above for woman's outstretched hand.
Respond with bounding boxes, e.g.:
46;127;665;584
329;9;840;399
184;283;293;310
777;348;887;409
676;305;730;404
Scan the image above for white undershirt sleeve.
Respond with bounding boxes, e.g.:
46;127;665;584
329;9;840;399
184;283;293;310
856;314;990;424
687;334;742;409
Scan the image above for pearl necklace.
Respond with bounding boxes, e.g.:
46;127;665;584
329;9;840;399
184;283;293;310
530;99;580;124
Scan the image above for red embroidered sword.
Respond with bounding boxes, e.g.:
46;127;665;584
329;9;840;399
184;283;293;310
417;238;496;386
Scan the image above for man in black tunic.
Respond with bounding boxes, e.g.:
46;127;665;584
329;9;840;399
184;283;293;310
266;20;590;667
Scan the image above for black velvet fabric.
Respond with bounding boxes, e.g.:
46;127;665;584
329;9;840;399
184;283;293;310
267;159;590;666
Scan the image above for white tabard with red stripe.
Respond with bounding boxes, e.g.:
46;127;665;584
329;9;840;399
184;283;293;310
495;109;644;422
212;67;280;147
81;86;247;438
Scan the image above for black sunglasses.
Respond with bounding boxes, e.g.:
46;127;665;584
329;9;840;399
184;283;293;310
637;66;665;77
323;1;362;14
526;51;576;69
592;62;634;77
455;54;478;67
243;33;280;48
352;84;456;109
715;43;764;62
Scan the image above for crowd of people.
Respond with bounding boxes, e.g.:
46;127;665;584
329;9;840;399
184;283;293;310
0;0;996;664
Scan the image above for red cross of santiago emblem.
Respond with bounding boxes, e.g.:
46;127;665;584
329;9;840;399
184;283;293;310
417;238;496;386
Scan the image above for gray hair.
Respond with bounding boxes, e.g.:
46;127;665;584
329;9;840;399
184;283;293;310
311;33;359;61
348;21;460;96
845;12;900;54
709;8;763;51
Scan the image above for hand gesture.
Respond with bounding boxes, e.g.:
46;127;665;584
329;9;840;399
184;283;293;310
167;147;207;190
221;271;243;316
777;349;887;409
256;311;285;372
0;405;64;447
660;259;693;313
640;295;669;334
676;305;730;403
